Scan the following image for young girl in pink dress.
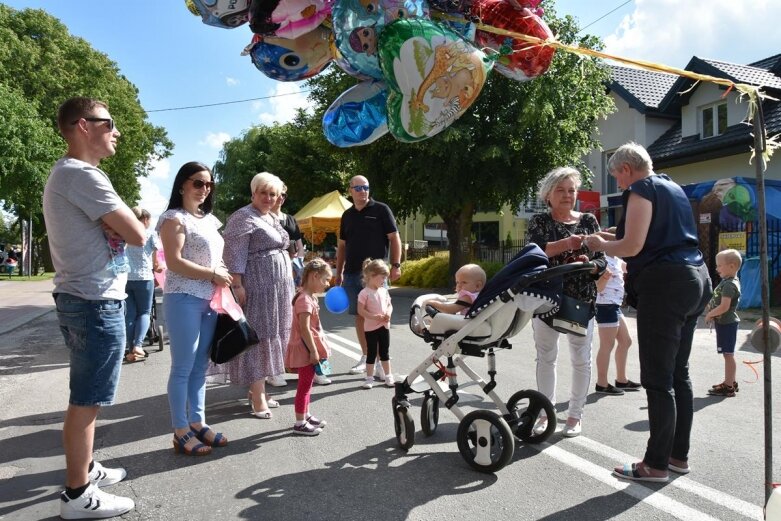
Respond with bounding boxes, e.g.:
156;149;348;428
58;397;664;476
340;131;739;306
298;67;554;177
357;259;394;389
285;258;332;436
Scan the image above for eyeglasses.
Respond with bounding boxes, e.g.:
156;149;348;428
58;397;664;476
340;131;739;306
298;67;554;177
71;117;115;131
189;179;215;190
280;193;287;199
351;185;370;192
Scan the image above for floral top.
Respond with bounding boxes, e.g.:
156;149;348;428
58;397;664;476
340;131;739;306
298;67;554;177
155;209;223;300
126;230;157;281
526;212;606;304
596;256;626;306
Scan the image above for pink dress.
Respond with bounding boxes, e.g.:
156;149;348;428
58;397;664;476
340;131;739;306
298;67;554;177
285;292;331;370
358;286;392;331
456;289;480;315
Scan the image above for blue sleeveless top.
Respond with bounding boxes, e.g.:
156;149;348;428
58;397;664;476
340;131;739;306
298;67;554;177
616;174;703;275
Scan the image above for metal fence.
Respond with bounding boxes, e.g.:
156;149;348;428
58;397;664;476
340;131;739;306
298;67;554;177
406;239;531;264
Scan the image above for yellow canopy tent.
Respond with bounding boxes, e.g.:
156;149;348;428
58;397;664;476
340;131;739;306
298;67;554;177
294;190;352;245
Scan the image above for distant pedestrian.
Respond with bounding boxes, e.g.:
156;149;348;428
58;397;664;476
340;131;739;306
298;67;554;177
705;249;742;397
357;259;395;389
123;207;160;363
285;258;333;435
44;96;145;519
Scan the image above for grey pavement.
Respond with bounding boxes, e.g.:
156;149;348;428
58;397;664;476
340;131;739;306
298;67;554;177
0;283;779;520
0;279;55;335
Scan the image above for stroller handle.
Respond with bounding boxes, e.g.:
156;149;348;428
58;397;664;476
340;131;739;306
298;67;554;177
512;261;597;292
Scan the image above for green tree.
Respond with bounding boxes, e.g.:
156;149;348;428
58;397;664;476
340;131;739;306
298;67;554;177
306;3;613;275
0;5;173;270
213;113;347;218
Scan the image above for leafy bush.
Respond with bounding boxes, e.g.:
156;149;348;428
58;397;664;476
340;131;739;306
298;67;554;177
398;255;505;288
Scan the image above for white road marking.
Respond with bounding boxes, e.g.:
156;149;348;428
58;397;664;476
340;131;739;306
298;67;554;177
324;330;762;520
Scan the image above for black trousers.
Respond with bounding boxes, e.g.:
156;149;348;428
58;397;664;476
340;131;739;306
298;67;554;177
631;262;711;470
364;327;390;364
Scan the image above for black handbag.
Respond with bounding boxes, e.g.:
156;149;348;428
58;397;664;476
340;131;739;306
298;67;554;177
210;312;259;364
542;295;592;337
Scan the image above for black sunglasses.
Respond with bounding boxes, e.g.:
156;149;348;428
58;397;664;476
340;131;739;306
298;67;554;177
351;185;370;192
71;117;115;131
188;179;215;190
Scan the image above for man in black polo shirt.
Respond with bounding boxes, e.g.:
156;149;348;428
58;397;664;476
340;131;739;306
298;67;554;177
336;175;402;375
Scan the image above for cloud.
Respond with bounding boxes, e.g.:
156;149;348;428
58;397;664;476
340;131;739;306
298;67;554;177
138;175;169;224
199;131;231;149
603;0;781;68
147;156;171;180
226;76;239;86
254;82;314;125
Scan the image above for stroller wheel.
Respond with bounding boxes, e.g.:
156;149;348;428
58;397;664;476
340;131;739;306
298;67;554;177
506;389;556;443
421;393;439;437
456;410;514;473
393;403;415;451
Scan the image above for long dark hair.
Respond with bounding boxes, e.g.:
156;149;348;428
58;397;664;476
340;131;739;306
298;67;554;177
166;161;214;214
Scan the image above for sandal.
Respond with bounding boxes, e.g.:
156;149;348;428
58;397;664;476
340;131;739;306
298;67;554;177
190;425;228;447
124;352;144;364
612;462;668;483
267;399;280;408
173;431;211;456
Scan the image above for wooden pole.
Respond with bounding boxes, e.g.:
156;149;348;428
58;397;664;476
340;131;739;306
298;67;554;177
752;99;773;508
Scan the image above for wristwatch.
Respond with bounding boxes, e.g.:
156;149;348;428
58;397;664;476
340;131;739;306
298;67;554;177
391;262;401;268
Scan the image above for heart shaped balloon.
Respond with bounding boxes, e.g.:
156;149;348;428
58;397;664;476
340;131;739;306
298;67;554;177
471;0;554;82
323;81;389;147
378;18;491;142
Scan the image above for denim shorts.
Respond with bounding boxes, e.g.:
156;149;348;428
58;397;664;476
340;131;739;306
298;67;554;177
595;303;622;328
54;293;126;406
715;321;739;354
342;273;363;315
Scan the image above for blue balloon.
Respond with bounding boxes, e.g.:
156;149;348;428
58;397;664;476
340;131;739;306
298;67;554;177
323;80;389;147
324;286;350;314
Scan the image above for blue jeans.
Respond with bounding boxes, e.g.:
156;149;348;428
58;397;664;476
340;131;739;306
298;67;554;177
54;293;125;406
164;293;218;429
632;262;711;470
125;279;154;348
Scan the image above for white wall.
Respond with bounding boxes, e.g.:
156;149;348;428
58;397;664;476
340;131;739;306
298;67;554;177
681;83;745;138
664;152;781;185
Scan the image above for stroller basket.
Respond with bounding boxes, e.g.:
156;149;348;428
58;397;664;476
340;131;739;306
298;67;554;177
396;243;595;473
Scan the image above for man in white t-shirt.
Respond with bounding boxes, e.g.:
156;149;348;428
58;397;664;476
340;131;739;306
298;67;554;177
43;97;145;520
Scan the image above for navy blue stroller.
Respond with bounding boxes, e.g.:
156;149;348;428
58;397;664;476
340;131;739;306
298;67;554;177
398;244;595;473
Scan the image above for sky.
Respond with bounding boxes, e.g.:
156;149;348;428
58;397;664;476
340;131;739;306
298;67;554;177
4;0;781;220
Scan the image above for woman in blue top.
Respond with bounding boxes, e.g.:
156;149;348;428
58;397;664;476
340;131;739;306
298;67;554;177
586;142;712;482
124;207;159;363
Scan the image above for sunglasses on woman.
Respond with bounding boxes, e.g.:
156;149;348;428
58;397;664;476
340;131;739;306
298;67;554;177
189;179;215;190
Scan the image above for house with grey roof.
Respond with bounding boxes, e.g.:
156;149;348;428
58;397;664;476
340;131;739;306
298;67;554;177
586;54;781;196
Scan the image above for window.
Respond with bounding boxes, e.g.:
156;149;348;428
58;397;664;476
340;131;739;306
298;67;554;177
701;102;728;138
602;151;617;194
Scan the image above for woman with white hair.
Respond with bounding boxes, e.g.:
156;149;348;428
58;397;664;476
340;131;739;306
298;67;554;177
526;166;606;438
210;172;294;419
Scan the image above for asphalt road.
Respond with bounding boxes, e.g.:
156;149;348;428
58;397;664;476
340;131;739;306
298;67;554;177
0;289;779;520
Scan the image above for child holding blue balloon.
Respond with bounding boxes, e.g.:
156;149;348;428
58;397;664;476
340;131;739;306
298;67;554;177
357;259;394;389
285;258;333;436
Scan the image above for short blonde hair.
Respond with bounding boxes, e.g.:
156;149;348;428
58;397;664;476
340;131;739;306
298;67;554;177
362;258;389;285
250;172;283;196
537;167;582;206
457;264;486;286
607;142;653;174
716;249;743;269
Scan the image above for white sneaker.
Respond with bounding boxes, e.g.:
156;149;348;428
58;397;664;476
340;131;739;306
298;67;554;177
313;374;332;386
88;461;126;488
350;358;366;374
362;377;374;389
60;484;134;519
374;364;386;381
266;375;287;387
532;416;548;435
385;374;395;387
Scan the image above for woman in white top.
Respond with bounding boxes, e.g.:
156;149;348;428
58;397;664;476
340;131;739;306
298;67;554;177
157;161;232;456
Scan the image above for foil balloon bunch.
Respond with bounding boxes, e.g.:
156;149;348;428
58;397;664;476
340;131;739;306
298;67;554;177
185;0;555;146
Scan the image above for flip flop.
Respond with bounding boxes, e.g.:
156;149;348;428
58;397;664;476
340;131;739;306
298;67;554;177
612;462;669;483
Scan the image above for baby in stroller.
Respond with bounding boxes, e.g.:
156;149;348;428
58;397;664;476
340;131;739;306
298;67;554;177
398;244;594;473
423;263;486;315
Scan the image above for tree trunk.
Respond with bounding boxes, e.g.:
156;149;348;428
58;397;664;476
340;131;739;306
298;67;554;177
442;203;474;282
